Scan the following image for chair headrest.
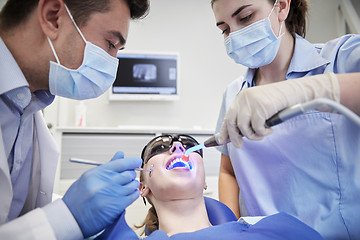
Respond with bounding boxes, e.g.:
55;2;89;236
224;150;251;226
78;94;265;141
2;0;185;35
204;196;237;225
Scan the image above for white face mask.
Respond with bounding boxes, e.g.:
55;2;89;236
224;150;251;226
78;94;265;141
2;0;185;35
224;0;284;68
48;5;119;100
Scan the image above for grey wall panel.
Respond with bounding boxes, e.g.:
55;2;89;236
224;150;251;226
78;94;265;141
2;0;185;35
60;132;221;179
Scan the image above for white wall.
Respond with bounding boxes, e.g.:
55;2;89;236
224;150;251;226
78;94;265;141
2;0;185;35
351;0;360;15
306;0;342;43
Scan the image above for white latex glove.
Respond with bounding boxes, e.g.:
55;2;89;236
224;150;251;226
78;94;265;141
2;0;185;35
218;72;340;148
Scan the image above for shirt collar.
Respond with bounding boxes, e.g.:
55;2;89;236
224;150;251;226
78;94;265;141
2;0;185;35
0;37;29;95
243;69;256;90
33;90;55;108
242;34;330;88
0;37;54;112
286;34;330;78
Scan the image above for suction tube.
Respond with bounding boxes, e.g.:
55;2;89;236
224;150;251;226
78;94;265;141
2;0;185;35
204;98;360;148
266;98;360;127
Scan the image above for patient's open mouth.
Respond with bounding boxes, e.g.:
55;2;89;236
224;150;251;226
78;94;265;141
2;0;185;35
166;156;192;170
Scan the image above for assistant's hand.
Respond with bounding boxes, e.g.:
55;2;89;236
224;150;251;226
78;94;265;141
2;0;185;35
62;151;142;238
218;72;340;148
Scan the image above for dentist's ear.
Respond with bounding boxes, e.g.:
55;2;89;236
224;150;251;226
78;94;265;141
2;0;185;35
38;0;66;40
204;182;208;191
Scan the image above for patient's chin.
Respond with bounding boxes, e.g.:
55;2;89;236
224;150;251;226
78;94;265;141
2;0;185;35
158;181;205;201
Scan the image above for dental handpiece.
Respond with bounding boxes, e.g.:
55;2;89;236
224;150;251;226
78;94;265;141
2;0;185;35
203;133;230;148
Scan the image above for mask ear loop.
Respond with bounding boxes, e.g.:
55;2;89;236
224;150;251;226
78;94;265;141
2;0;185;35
47;38;61;64
47;5;86;66
278;21;284;38
64;4;87;43
268;0;284;38
268;0;279;18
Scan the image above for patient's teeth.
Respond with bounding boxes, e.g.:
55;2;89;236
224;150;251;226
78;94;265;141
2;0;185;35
166;157;193;170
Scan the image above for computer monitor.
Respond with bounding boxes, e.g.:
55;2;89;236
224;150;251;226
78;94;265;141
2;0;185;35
109;51;179;101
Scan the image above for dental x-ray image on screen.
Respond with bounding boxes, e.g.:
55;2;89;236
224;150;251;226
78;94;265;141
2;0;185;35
133;64;157;83
109;52;179;101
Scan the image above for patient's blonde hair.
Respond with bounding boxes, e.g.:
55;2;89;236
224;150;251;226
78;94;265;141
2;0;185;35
134;171;159;236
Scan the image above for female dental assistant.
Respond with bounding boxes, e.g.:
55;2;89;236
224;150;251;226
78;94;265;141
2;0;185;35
211;0;360;239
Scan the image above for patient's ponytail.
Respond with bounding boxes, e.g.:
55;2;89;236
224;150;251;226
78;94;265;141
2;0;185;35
134;205;159;236
134;172;159;236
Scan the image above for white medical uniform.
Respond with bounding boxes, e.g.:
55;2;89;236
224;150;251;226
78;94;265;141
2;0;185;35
0;38;82;239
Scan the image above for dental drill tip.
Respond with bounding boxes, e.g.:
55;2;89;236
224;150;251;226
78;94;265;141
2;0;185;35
182;155;189;162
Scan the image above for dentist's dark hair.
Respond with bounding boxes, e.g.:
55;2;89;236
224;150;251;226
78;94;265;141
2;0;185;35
211;0;309;37
0;0;149;31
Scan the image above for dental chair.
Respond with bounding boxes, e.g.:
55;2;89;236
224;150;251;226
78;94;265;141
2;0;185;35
204;196;238;225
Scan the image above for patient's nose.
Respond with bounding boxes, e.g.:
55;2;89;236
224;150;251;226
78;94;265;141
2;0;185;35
169;142;185;154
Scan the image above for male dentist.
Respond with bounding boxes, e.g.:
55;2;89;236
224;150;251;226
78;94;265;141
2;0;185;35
0;0;149;239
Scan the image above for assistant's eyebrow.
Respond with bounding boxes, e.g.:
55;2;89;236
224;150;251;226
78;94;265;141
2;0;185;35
232;5;251;18
216;4;252;26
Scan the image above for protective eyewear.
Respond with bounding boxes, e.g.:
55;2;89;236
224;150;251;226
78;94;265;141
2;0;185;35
141;134;203;165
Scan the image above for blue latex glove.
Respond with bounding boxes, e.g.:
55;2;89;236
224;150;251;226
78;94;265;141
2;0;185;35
63;151;141;238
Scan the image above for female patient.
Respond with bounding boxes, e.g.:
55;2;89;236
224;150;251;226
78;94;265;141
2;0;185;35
97;134;323;239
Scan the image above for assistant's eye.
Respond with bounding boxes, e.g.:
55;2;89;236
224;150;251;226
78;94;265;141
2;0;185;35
240;13;253;23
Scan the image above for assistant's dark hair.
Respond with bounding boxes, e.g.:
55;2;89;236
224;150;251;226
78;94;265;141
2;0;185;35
273;0;308;37
0;0;149;31
211;0;308;37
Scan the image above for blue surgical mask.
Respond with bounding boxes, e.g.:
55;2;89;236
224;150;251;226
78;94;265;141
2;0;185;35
48;5;119;100
224;0;284;68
